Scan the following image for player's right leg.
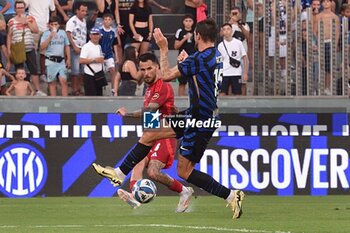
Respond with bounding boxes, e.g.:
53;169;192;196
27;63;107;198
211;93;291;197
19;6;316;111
117;158;146;208
176;186;194;213
177;130;245;219
92;163;124;187
117;189;141;209
147;138;194;212
226;190;245;219
92;126;176;187
147;160;194;213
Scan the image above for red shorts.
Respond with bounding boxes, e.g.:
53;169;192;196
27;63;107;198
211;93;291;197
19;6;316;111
146;138;177;169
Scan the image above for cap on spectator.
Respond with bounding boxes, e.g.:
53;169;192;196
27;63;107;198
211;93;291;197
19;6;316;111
90;27;100;34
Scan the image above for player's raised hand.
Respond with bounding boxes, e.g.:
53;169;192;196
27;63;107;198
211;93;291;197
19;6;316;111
177;49;189;63
153;28;168;50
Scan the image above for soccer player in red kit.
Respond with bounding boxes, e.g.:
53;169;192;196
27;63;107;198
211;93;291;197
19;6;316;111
112;52;193;212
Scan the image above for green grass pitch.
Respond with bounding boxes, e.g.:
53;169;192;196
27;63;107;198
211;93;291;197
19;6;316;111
0;195;349;233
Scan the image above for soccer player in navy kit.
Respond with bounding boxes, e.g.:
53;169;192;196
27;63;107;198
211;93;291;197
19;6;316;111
93;18;245;219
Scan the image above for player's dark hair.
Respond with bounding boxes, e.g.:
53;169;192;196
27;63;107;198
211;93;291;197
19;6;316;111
139;53;159;66
195;18;218;43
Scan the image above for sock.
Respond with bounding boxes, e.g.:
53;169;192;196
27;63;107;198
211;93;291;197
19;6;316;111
187;169;230;199
114;167;126;180
119;142;152;175
168;179;183;193
226;190;236;203
129;180;137;192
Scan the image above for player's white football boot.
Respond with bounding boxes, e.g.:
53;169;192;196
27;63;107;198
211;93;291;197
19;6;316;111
227;190;245;219
117;189;141;209
176;186;194;213
92;163;123;187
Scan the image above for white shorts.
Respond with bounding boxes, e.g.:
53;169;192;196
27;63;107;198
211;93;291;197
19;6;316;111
104;57;115;71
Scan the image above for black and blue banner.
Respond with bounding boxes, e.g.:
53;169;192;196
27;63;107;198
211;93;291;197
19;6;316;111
0;113;349;198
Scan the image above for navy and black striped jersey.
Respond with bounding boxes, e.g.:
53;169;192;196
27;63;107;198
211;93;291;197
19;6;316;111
178;47;223;121
99;27;116;60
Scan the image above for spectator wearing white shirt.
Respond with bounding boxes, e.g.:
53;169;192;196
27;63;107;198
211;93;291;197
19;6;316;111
80;27;105;96
218;23;248;96
24;0;55;82
66;2;88;96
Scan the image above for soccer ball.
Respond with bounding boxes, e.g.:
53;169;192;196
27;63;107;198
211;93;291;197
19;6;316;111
132;179;157;203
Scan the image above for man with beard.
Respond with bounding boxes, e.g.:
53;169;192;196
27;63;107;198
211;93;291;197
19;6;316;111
113;52;194;212
93;19;245;219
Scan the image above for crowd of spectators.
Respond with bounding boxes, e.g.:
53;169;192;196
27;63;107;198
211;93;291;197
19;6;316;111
231;0;350;96
0;0;349;96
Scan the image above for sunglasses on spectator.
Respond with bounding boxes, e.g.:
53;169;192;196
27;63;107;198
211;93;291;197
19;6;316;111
231;12;239;15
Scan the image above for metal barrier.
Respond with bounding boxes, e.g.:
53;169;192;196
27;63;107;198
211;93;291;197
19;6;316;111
225;0;350;96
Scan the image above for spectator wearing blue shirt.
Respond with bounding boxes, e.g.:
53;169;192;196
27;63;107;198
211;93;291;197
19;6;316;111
40;16;71;96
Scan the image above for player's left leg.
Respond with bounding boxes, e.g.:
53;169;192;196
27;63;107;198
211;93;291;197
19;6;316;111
147;160;193;213
147;139;193;212
93;126;176;187
177;130;245;219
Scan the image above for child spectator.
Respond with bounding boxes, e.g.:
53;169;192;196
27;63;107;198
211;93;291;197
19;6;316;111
6;67;35;96
40;16;71;96
99;13;119;95
174;14;195;96
94;0;118;29
218;23;248;96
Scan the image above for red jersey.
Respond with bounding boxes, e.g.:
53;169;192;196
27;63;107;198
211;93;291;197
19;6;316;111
144;78;175;116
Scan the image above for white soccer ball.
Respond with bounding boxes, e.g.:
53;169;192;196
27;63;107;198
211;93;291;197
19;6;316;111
132;179;157;203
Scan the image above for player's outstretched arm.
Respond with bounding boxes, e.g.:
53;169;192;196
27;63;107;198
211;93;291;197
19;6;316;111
116;107;142;118
153;28;181;81
143;102;159;113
